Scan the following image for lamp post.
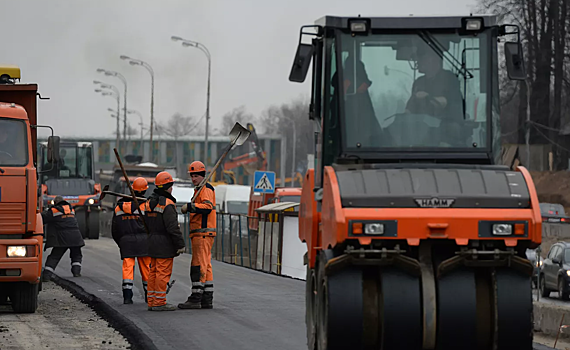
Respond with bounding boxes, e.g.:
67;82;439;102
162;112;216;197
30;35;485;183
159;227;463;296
171;36;211;166
94;81;122;152
96;69;128;153
128;109;145;153
95;89;120;151
120;55;155;162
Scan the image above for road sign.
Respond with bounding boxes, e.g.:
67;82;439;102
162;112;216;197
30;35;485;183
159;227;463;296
253;171;275;194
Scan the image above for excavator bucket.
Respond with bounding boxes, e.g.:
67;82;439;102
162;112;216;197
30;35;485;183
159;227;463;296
228;122;251;150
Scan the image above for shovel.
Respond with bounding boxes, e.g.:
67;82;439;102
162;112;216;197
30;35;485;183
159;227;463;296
191;122;251;203
99;185;147;202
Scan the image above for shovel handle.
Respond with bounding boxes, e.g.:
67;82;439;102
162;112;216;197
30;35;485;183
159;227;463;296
113;148;150;235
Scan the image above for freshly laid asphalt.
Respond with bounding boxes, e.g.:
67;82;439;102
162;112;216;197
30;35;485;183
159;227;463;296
42;238;557;350
43;237;305;350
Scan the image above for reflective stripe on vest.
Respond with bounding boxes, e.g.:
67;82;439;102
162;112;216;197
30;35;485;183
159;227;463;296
51;205;74;216
190;228;216;234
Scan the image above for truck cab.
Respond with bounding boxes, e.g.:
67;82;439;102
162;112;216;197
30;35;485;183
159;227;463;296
0;65;58;313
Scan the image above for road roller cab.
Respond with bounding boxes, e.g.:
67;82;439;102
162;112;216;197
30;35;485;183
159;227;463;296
290;15;540;350
38;141;102;239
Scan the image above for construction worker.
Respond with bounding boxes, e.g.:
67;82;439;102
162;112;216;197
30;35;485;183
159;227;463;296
178;161;216;309
405;44;463;120
111;177;151;304
41;196;85;281
144;171;186;311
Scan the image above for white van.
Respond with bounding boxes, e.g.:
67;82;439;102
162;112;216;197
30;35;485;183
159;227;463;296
213;184;251;215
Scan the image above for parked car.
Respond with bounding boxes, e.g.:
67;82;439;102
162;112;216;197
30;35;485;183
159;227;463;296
540;203;570;223
540;241;570;300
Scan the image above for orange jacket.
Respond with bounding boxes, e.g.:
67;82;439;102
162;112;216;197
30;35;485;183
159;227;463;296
190;183;216;238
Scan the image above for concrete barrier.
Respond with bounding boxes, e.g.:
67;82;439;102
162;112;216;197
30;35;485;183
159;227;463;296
534;302;570;337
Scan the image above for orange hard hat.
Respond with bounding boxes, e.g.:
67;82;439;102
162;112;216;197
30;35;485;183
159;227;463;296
133;177;148;192
155;171;174;187
188;161;206;174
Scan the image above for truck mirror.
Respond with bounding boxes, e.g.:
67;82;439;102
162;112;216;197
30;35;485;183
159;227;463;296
289;43;314;83
47;136;60;163
504;42;526;81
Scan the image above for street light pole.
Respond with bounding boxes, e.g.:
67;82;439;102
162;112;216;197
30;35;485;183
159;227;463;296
171;36;212;166
95;89;120;151
120;56;155;162
97;69;128;154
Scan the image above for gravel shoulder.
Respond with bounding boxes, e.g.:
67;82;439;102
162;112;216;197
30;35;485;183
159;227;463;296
0;282;131;350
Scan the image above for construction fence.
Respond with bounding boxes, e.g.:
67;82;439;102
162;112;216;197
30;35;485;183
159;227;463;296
179;202;306;279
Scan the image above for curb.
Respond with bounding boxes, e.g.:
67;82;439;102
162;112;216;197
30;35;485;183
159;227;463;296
50;274;158;350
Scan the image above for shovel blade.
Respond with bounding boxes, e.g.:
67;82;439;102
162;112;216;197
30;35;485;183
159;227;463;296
99;185;110;201
229;122;251;148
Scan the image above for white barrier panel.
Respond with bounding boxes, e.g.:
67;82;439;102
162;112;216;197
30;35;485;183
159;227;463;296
281;216;307;280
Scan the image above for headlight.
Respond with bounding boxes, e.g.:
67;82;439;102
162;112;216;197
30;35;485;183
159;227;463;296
364;223;384;235
88;198;95;205
7;246;27;257
538;259;543;267
566;270;570;277
492;224;513;235
50;199;54;205
465;18;482;31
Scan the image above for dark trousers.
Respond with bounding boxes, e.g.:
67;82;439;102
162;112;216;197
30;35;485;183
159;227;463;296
45;247;83;272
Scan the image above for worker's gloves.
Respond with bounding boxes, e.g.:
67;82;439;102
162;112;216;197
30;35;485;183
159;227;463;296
176;247;186;256
181;203;196;214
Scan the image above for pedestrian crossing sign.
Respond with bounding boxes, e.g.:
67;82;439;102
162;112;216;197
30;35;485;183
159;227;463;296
253;171;275;194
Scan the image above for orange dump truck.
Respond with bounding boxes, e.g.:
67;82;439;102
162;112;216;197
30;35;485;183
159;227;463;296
0;66;59;312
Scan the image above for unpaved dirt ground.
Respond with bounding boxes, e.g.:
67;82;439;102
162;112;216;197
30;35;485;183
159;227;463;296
0;282;131;349
531;171;570;212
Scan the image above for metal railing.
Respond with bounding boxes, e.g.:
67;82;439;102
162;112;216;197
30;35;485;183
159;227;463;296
180;212;260;269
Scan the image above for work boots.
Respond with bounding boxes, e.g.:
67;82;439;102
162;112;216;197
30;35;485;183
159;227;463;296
150;303;177;311
71;265;81;277
201;292;214;309
123;289;133;304
177;294;203;309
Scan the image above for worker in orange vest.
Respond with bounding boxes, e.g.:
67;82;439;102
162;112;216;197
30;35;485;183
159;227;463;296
41;196;85;281
111;177;151;304
144;171;186;311
178;161;216;309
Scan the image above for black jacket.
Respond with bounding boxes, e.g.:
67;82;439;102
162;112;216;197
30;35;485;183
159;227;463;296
41;201;85;250
144;189;186;259
111;198;149;259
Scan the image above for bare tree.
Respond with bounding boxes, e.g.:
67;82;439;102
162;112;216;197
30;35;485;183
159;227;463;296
157;113;195;139
219;105;255;135
259;95;313;183
479;0;570;169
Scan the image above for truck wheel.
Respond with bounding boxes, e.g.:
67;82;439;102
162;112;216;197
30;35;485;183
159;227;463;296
10;283;39;313
306;265;317;350
76;210;88;239
87;211;100;240
0;288;9;305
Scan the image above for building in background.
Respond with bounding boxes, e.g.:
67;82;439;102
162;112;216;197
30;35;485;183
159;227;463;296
39;134;286;186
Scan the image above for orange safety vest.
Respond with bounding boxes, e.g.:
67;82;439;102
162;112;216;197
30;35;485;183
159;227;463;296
189;183;216;238
51;204;75;218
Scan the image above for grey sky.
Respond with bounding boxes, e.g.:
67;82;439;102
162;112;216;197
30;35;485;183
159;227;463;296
0;0;477;138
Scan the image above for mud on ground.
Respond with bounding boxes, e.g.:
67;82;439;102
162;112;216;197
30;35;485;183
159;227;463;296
0;282;131;349
531;171;570;213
